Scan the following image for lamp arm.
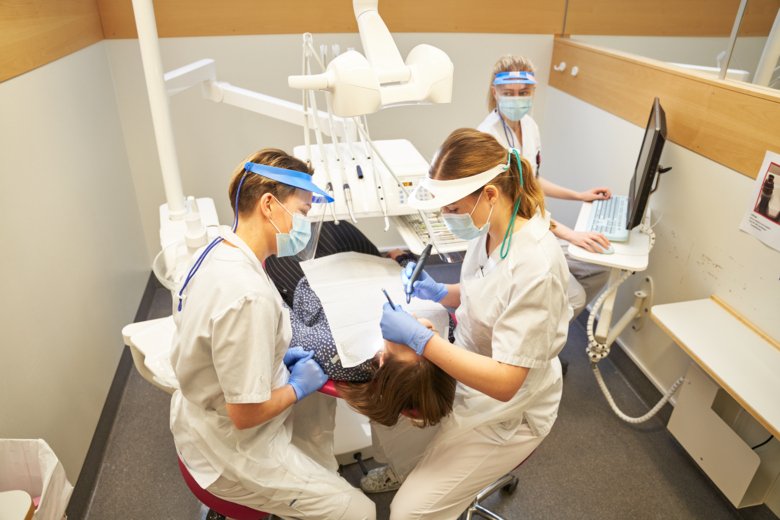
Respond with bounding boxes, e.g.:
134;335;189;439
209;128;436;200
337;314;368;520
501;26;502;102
353;0;410;83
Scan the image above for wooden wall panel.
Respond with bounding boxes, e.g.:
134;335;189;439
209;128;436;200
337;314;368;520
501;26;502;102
0;0;104;83
97;0;776;39
97;0;566;39
565;0;780;37
549;38;780;179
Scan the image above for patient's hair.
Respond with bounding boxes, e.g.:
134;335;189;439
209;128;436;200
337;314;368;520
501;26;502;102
336;352;456;428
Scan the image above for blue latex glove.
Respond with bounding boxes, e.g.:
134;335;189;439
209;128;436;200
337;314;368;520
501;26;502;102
401;262;448;303
380;302;435;355
283;346;313;369
288;357;327;401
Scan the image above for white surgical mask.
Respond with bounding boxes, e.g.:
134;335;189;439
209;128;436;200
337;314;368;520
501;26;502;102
269;198;311;257
498;96;533;122
441;192;494;241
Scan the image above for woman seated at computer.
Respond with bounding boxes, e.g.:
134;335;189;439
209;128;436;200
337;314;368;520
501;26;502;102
478;54;613;316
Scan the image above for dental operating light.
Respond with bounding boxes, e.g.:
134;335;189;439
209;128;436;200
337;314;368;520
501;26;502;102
288;0;454;117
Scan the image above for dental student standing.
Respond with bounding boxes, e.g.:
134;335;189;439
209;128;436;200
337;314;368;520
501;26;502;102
170;149;375;520
377;129;570;519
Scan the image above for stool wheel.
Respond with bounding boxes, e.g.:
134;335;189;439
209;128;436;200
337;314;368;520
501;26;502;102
501;476;519;494
205;508;226;520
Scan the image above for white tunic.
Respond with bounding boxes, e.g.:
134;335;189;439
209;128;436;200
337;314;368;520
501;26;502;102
443;209;571;440
477;110;542;177
170;227;296;489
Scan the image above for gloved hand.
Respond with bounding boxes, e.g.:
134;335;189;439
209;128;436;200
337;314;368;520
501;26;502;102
380;303;435;355
288;357;327;401
401;262;448;303
283;346;313;369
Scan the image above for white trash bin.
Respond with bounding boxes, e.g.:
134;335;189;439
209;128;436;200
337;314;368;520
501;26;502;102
0;439;73;520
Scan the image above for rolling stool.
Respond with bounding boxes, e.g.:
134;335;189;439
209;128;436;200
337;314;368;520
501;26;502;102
177;381;344;520
461;450;535;520
178;458;271;520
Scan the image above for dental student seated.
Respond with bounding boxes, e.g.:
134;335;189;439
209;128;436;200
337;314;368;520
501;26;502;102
170;149;378;520
368;129;570;519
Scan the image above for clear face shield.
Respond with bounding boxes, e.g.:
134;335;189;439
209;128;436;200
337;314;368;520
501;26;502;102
240;162;334;262
296;194;329;261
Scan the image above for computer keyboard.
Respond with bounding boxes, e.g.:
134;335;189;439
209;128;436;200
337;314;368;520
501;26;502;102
585;196;630;242
394;211;470;254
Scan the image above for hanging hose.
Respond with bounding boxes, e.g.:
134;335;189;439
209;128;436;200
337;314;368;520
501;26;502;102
302;34;338;224
586;223;684;423
592;364;685;424
354;121;454;262
356;115;390;230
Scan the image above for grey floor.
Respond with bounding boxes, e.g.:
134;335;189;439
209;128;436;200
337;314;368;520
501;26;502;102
83;276;778;520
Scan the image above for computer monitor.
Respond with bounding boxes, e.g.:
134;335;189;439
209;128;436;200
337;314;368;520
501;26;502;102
627;97;667;229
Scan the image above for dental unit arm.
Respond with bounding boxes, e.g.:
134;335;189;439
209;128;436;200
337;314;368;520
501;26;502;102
131;0;455;290
288;0;453;117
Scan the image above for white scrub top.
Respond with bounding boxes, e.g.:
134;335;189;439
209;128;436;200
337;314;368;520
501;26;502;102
443;209;571;440
170;227;293;490
477;110;542;177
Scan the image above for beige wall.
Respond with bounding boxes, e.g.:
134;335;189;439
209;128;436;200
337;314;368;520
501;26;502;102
0;42;150;481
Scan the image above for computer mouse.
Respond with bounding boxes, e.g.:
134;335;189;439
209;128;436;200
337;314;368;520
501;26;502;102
597;244;615;255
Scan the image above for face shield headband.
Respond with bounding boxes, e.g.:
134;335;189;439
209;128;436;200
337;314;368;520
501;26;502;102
407;148;524;259
492;70;537;86
408;148;521;211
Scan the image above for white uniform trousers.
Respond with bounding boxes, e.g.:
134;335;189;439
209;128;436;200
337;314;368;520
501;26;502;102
207;473;375;520
389;421;544;520
370;418;441;478
206;394;376;520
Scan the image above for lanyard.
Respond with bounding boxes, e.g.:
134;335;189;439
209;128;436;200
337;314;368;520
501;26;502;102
499;113;520;152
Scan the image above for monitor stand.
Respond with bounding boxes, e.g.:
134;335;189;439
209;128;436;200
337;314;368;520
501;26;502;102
567;202;682;424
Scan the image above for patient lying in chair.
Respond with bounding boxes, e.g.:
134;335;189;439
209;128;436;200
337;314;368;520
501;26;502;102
290;278;455;427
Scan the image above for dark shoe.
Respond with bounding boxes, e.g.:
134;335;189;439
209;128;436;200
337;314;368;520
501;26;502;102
206;509;226;520
360;465;402;493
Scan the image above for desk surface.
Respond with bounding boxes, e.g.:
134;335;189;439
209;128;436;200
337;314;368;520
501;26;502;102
652;298;780;438
0;490;34;520
568;202;650;271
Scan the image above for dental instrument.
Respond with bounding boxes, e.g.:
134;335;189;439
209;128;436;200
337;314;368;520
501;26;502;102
405;244;432;304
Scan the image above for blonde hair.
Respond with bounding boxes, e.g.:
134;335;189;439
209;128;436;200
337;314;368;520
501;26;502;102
487;55;536;112
228;149;313;216
431;128;546;221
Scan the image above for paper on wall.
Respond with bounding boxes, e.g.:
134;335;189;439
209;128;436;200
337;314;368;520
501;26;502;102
301;252;450;367
739;151;780;253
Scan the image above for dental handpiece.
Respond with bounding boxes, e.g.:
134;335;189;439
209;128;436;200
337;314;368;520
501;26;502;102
343;183;357;223
326;182;339;224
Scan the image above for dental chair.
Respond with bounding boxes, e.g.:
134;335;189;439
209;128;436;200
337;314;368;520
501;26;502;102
121;316;179;394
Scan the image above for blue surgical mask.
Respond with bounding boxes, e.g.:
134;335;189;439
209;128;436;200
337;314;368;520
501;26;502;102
270;198;311;257
497;96;532;122
441;192;494;241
